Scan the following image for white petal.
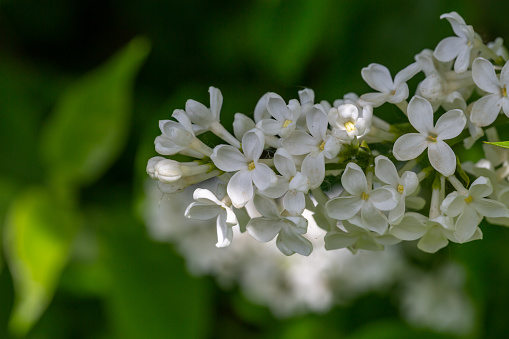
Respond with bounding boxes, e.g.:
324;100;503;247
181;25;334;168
434;36;463;62
215;212;233;248
289;172;309;192
253;193;280;219
361;201;389;234
401;171;419;195
267;93;289;121
417;227;449;253
281;131;318;155
306;105;328;140
185;202;221;220
444;194;466;217
211;145;246;172
233;113;255;140
342;162;368;195
374;155;399;186
258;118;284;136
274;147;296;178
469;176;492;198
370;187;398;211
454;46;471;73
254;93;270;123
361;63;393;93
259;176;289;198
358;92;390;107
252;163;277;190
283;190;305;215
298;88;315;106
394;62;421;86
301;153;325;189
390;212;428;240
393;134;429;161
227;170;253;208
454;207;480;243
325;196;363;220
408;96;434;134
388;198;405;225
473;57;501;93
193;188;222;205
185;99;212;127
242;128;265;161
324;229;358;250
474;198;509;217
209;86;223;120
428;141;457;176
434;109;466;140
471;94;503;127
277;226;313;256
246;217;283;242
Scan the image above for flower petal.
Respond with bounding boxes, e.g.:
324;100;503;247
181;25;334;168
388;83;409;104
306;104;328;140
246;217;283;242
283;190;305;215
361;63;393;93
473;57;501;94
394;62;421;86
253;193;280;219
393;134;429;161
471;94;503;127
359;92;390;107
390;212;428;240
233;113;255;140
227;170;253;208
434;36;463;62
216;212;233;248
325;196;363;220
277;225;313;256
281;131;318;155
428;141;457;176
258;118;283;136
360;201;389;234
408;96;434;135
301;153;325;189
434;109;466;140
242;128;265;161
370;187;398;211
324;229;358;250
454;46;471;73
417;227;449;253
267;93;289;121
185;202;221;220
469;176;492;198
474;198;509;218
252;163;277;190
374;155;399;186
209;86;223;121
211;145;246;172
454;207;480;243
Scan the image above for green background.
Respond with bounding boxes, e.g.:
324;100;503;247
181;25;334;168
1;0;509;338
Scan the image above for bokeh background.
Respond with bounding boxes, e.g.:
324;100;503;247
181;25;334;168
1;0;509;338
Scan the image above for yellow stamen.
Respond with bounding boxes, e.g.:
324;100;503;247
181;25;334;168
502;86;507;97
283;119;292;128
345;121;356;133
397;184;405;194
319;141;326;151
428;135;437;142
361;192;369;200
248;162;256;171
464;196;473;204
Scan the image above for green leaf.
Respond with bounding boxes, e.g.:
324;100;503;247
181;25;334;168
3;187;80;336
483;141;509;149
41;37;151;188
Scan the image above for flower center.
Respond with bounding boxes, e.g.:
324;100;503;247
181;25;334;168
397;184;405;194
283;119;292;128
221;195;232;208
428;133;438;142
345;121;356;133
361;192;369;200
319;141;326;151
502;86;507;97
464;196;473;204
248;161;256;171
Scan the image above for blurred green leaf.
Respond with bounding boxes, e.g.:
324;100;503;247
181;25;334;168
346;320;459;339
3;187;80;336
483;141;509;149
40;36;151;189
97;205;212;339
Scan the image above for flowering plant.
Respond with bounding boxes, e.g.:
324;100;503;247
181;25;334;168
147;12;509;255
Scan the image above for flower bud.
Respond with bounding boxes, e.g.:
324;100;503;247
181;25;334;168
155;159;184;183
147;156;165;179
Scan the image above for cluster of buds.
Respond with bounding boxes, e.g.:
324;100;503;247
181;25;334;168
147;12;509;255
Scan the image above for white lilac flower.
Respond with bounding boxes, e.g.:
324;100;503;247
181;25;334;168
359;62;421;107
185;185;237;247
441;176;509;242
259;148;309;215
282;104;340;189
325;217;400;253
488;37;509;61
433;12;478;73
374;155;419;225
325;162;398;234
392;96;466;176
328;103;372;141
211;128;277;208
160;110;213;157
246;194;312;256
257;93;301;138
470;57;509;126
232;113;255;140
